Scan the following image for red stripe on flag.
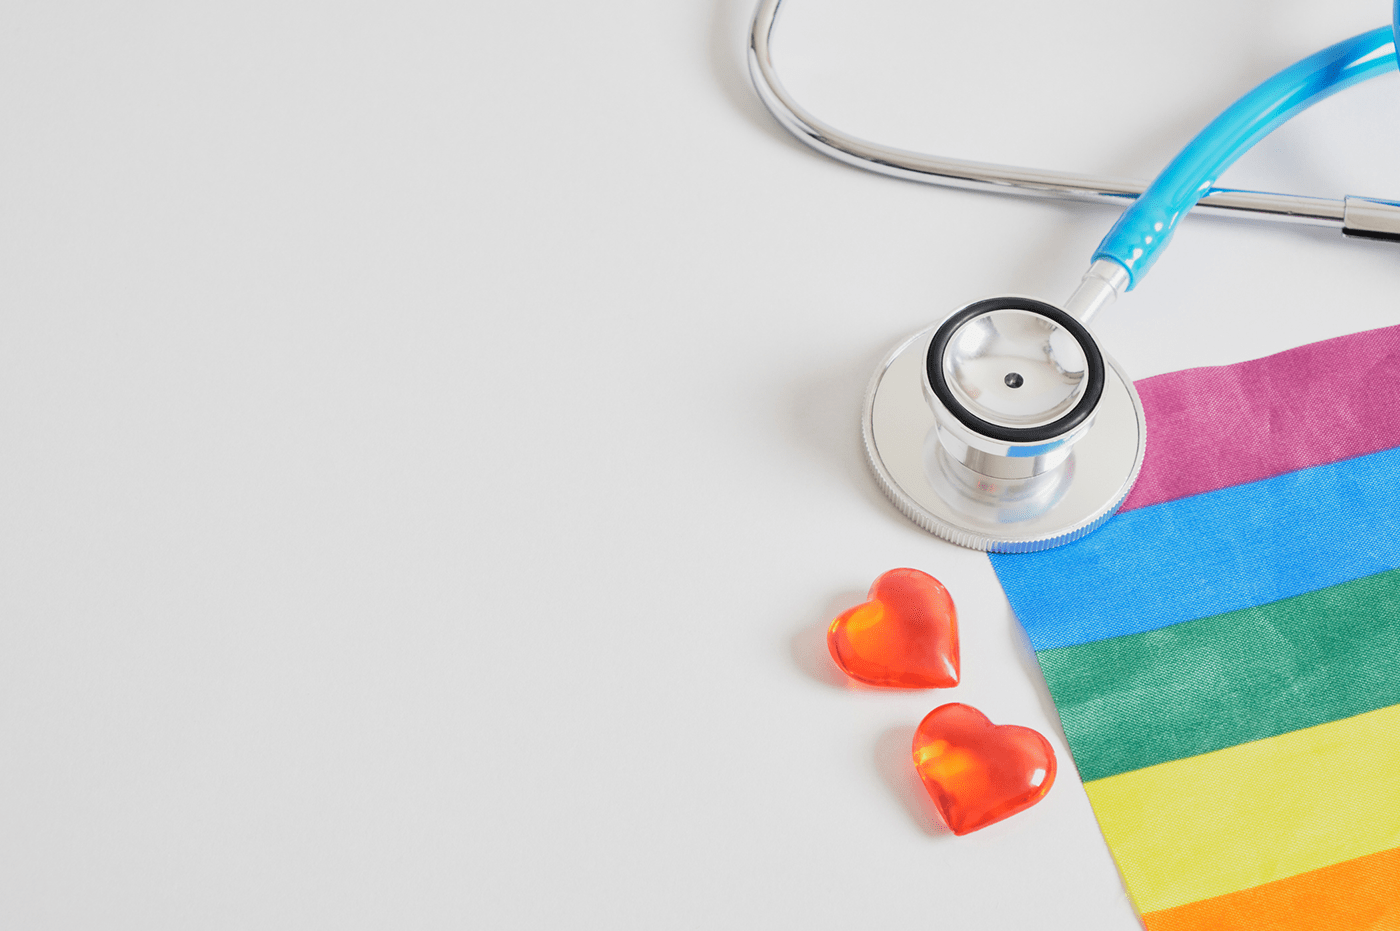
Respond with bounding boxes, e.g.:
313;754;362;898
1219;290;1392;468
1122;324;1400;512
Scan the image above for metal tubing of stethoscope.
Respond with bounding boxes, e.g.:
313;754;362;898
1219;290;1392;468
748;0;1377;231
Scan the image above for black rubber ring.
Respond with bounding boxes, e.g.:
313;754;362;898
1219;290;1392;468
925;297;1105;444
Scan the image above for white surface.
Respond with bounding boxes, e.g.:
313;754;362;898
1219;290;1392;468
0;1;1397;927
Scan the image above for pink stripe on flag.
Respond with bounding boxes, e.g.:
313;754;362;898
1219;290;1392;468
1120;324;1400;512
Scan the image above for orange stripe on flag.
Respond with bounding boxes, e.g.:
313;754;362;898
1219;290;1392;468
1141;845;1400;931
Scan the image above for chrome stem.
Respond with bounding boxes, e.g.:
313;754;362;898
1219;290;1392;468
1063;260;1131;325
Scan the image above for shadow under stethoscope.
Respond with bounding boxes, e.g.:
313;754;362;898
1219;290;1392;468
708;0;807;151
781;345;907;520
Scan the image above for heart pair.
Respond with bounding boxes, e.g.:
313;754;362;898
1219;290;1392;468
826;568;1056;835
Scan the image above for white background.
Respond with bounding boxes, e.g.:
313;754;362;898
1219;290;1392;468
0;0;1397;927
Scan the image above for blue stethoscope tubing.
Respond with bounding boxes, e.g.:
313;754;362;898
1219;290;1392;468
1101;15;1398;287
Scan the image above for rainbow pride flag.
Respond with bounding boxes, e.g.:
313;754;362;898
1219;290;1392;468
991;325;1400;930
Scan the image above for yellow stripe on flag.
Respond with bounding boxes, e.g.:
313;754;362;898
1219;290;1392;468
1083;702;1400;914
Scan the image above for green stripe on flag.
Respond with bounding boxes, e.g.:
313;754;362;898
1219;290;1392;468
1038;568;1400;782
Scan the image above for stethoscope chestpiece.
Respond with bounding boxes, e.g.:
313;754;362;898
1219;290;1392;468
863;297;1146;552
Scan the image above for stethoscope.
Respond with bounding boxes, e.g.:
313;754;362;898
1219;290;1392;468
749;0;1400;552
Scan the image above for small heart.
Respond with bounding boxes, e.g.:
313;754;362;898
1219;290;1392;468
827;568;959;688
911;703;1056;835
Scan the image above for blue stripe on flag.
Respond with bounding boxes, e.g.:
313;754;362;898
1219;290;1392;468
991;445;1400;650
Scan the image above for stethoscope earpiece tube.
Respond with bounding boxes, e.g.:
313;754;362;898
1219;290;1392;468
749;0;1400;236
1094;26;1398;289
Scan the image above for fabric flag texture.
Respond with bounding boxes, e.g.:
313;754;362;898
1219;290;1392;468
990;324;1400;931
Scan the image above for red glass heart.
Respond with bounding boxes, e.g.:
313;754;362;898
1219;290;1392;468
826;568;959;688
911;703;1056;835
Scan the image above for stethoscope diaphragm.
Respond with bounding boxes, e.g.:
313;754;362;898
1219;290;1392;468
863;301;1145;552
